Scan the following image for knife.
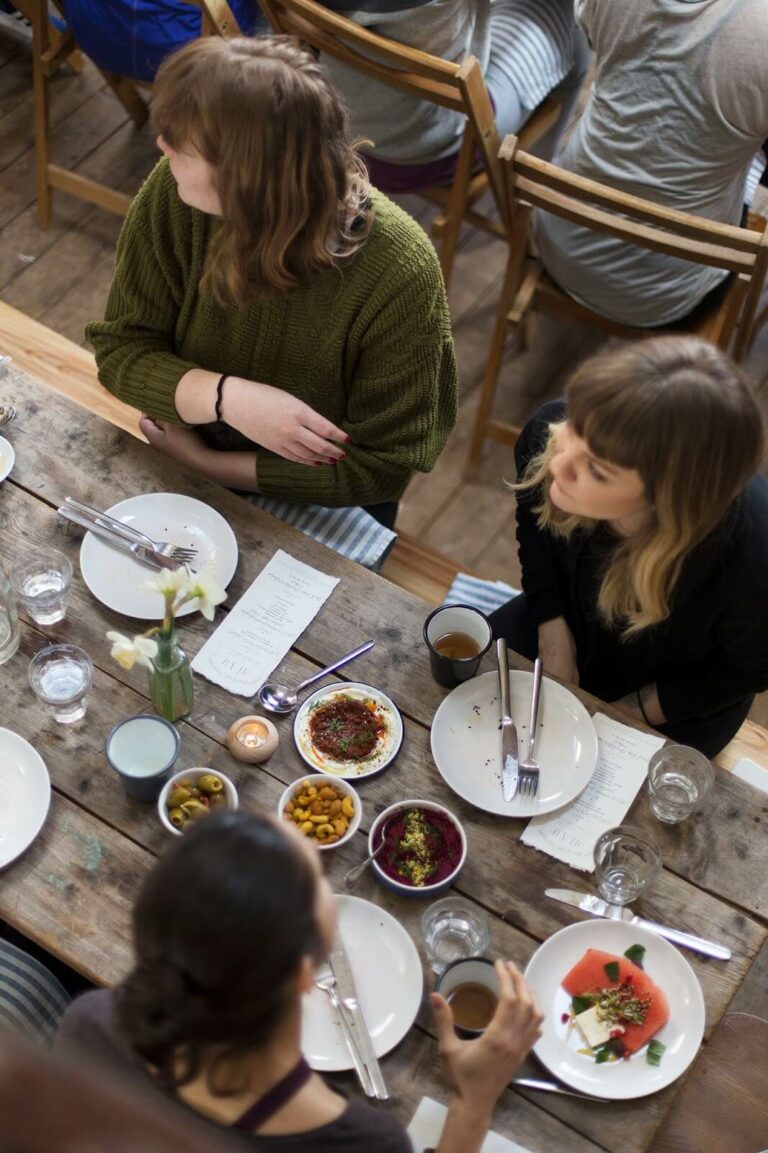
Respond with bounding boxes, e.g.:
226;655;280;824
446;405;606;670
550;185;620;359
497;639;519;802
328;932;389;1100
58;507;180;571
511;1077;609;1102
545;889;732;961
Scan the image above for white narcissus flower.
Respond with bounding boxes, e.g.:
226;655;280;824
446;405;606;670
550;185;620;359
144;566;193;599
107;630;159;670
184;567;226;621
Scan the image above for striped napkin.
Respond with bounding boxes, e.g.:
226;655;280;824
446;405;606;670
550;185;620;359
443;573;519;615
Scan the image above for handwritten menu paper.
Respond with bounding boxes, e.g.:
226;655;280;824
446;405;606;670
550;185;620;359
408;1097;533;1153
520;714;666;872
191;550;339;697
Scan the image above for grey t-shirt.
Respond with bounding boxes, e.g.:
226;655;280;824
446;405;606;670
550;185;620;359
536;0;768;326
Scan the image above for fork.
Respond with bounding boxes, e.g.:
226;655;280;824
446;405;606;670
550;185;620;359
518;657;543;799
64;498;198;563
314;967;375;1095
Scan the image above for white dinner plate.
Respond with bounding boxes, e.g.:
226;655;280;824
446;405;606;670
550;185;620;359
302;894;423;1071
0;435;14;483
293;682;404;780
525;919;705;1099
430;670;598;817
0;728;51;869
80;493;238;620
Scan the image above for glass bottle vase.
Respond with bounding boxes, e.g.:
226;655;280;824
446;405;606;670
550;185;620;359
149;628;194;723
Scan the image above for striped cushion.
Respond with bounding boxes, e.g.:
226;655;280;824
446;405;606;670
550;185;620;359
0;940;71;1046
247;497;397;571
443;573;520;616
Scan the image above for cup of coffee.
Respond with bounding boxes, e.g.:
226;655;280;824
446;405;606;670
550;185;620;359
423;605;492;689
106;714;181;802
435;956;499;1037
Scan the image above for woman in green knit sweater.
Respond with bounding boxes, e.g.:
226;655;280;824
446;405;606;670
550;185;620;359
86;36;457;526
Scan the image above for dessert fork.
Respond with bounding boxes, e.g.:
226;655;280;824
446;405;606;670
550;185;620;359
518;657;542;799
63;498;198;563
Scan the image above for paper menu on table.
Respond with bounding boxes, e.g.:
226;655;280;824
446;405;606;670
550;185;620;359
191;549;339;697
520;713;666;871
407;1097;533;1153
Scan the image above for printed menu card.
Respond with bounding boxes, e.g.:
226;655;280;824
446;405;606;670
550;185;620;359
408;1097;533;1153
520;713;666;871
192;549;339;696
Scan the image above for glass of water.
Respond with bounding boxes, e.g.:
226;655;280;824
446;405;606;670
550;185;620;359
29;644;93;724
593;825;661;906
11;547;73;625
647;744;715;824
421;896;491;973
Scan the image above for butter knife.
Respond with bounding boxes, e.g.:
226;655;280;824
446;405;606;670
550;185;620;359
328;932;389;1100
58;507;180;571
512;1077;609;1102
545;889;732;961
497;639;519;802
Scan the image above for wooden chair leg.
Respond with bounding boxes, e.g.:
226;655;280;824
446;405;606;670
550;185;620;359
99;71;149;129
30;0;52;228
437;128;475;292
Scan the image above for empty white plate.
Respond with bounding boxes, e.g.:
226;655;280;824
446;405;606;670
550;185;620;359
0;728;51;869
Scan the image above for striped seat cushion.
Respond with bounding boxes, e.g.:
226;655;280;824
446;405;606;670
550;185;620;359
0;940;71;1046
247;497;397;571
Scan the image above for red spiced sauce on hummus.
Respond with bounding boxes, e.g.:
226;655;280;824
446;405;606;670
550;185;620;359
377;807;462;887
309;697;386;762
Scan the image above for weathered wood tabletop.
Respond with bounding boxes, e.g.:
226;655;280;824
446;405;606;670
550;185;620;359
0;366;766;1153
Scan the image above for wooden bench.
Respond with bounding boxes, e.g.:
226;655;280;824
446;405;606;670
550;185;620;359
2;300;766;774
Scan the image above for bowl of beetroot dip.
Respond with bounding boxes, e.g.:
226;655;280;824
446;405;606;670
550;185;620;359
369;799;467;897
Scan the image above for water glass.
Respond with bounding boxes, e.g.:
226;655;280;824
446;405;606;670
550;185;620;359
11;547;73;625
29;644;93;724
647;744;715;824
421;896;491;973
593;825;661;906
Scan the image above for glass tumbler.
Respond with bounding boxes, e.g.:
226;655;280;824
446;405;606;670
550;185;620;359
29;644;93;724
11;547;73;625
593;825;661;906
647;744;715;824
421;896;491;973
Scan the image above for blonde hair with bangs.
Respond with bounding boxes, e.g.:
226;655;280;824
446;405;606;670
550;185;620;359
151;36;372;306
520;336;764;636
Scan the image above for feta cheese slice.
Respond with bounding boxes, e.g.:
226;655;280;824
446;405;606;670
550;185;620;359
574;1004;612;1048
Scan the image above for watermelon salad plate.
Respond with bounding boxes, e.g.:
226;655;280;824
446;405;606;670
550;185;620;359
524;919;705;1099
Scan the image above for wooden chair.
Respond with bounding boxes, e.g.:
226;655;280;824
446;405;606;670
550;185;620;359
466;135;768;476
25;0;243;226
259;0;561;291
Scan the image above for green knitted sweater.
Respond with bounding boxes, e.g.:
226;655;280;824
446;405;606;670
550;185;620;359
86;160;457;507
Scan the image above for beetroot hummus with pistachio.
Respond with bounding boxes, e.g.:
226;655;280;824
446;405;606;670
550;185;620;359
376;807;462;887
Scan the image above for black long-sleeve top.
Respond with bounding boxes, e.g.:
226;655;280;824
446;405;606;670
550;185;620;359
516;401;768;723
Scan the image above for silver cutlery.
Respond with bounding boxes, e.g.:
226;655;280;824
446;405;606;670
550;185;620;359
328;932;388;1099
314;966;375;1097
518;657;542;799
0;403;15;428
258;640;375;714
512;1076;609;1102
344;812;397;890
497;639;519;802
63;498;198;563
58;506;182;572
545;888;732;961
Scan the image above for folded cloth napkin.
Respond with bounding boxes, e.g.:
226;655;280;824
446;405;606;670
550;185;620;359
246;496;397;571
0;940;70;1046
443;572;520;615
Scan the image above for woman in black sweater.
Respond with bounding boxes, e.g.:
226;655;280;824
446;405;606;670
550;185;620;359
490;336;768;757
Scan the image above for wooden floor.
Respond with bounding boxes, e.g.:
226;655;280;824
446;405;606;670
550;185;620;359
2;25;768;735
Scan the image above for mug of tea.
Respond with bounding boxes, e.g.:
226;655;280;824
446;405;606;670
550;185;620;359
435;956;499;1038
423;604;492;689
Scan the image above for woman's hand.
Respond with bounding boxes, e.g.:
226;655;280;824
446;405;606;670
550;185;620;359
432;961;543;1131
223;378;348;465
537;616;579;685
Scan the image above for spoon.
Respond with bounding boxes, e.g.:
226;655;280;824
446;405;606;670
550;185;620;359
258;640;375;714
0;404;15;428
344;814;397;889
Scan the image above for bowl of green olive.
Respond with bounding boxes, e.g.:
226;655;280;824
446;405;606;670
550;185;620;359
157;767;238;835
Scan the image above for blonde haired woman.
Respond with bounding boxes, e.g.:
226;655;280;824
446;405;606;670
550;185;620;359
490;336;768;756
87;36;457;528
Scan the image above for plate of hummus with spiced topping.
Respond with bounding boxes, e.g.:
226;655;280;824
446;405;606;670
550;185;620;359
293;681;403;779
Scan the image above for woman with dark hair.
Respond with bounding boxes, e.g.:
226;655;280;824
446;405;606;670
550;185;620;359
87;36;457;528
55;812;542;1152
491;335;768;757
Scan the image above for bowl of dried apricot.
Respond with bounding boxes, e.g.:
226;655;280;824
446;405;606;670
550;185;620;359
278;774;361;850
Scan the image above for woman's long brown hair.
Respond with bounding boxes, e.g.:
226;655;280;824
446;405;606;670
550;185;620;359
151;36;372;305
519;336;764;635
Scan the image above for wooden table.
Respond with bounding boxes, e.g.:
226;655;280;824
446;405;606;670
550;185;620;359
1;366;766;1153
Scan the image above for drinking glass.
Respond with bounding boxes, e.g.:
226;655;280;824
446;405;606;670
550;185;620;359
593;825;661;906
647;744;715;824
421;896;491;973
11;547;73;625
28;644;93;724
106;714;181;802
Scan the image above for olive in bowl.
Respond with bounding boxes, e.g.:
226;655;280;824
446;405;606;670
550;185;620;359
158;767;238;836
278;774;361;851
369;799;466;896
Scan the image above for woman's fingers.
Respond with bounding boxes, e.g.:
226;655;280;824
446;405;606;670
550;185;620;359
298;426;347;461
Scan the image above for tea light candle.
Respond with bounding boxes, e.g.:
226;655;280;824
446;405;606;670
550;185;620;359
226;715;279;764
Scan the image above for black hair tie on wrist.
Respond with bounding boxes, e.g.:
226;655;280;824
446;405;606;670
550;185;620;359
636;688;652;726
215;374;230;423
